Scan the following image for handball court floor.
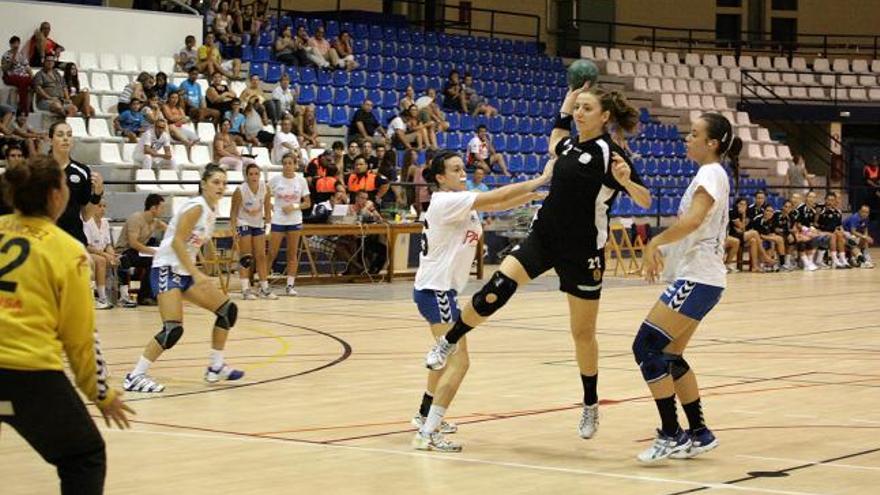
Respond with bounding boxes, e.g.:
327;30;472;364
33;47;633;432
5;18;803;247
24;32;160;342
2;260;879;495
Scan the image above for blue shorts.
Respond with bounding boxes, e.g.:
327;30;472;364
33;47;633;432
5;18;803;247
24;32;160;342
659;279;724;321
272;223;303;233
151;266;194;297
413;289;461;325
237;226;265;237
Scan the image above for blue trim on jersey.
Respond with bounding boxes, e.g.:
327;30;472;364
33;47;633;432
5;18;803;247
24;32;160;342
272;223;303;233
413;289;461;325
151;266;195;297
237;226;265;237
659;279;723;321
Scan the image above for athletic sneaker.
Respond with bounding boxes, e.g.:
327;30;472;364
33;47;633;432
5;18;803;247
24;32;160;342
285;285;298;296
118;296;137;308
578;404;599;439
205;364;245;383
637;428;692;463
95;298;112;310
863;260;875;269
815;259;831;270
123;373;165;393
411;431;462;452
411;414;458;434
242;289;258;300
425;336;457;370
258;287;279;300
670;428;719;459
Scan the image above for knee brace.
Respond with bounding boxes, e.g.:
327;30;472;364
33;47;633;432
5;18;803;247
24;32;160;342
214;300;238;330
471;271;518;317
154;321;184;350
668;354;690;380
239;254;254;269
632;321;673;383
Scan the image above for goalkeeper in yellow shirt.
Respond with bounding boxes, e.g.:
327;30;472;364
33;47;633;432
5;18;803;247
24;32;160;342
0;156;133;495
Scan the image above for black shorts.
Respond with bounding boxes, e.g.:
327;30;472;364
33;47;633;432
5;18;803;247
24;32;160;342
510;231;605;300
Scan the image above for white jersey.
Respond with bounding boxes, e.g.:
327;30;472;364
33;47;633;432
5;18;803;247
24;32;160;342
271;131;300;164
135;128;171;156
661;163;729;288
83;217;111;251
268;173;309;226
414;191;482;293
237;181;266;228
152;196;216;275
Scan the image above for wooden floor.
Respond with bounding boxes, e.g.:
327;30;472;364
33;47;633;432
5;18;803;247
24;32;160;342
3;258;880;495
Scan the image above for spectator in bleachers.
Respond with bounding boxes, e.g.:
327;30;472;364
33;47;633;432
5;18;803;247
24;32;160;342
10;114;48;157
115;98;147;142
462;73;497;117
422;87;450;132
399;85;416;112
152;72;175;101
373;142;390;170
31;55;76;117
815;192;849;268
274;26;302;66
83;199;115;309
362;140;377;169
160;91;199;146
224;97;248;144
467;125;510;176
442;70;466;113
753;204;785;271
213;2;242;52
61;63;94;119
271;117;301;164
1;143;24;169
133;118;176;171
180;67;221;123
405;150;430;213
240;4;261;43
347;155;389;203
343;140;360;173
388;107;424;151
747;190;767;220
404;104;438;150
207;72;237;116
467;167;490;193
198;32;242;79
306;26;333;70
141;93;164;125
310;162;344;205
844;205;874;268
305;150;341;191
293;26;321;68
176;35;198;72
2;36;32;115
117;72;151;114
300;105;320;149
786;153;813;196
331;30;358;71
27;21;64;68
242;97;274;147
240;74;277;124
729;197;764;272
270;73;299;128
115;193;166;307
348;99;385;145
214;118;255;170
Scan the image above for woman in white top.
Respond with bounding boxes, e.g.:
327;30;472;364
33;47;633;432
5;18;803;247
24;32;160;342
84;199;116;310
411;151;553;452
133;118;177;170
270;73;298;126
271;117;302;165
634;113;741;463
267;152;311;296
230;162;277;300
122;165;244;393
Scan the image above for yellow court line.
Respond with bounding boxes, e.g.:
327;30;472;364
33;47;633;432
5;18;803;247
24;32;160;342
236;323;292;369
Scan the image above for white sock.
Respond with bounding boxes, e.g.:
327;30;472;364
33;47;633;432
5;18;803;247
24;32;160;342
132;356;153;376
420;405;447;436
210;349;224;369
120;284;129;299
801;254;813;266
287;276;295;287
241;278;250;292
816;250;826;262
865;251;873;262
260;280;269;290
839;253;849;264
784;254;791;265
97;286;106;300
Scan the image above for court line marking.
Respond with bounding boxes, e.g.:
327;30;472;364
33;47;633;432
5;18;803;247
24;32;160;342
737;455;880;472
100;428;825;495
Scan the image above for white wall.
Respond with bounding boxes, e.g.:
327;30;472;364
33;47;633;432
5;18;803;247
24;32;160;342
0;1;202;59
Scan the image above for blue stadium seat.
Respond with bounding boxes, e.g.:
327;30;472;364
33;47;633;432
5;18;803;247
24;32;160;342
285;65;298;83
265;63;282;83
381;42;396;58
367;40;382;56
369;25;383;40
446;133;461;150
315;86;332;105
259;31;273;47
496;83;510;99
531;118;547;135
506;135;521;153
349;89;366;107
315;104;331;125
460;115;475;132
332;88;350;106
353;39;368;55
395;75;411;91
534;136;549;154
381;90;397;108
317;69;332;86
380;74;396;90
330;107;348;127
500;100;514;115
383;26;396;41
541;102;556;118
353;22;369;39
513;100;528;117
510;84;523;99
639;108;651;124
525;155;539;174
348;70;365;88
488;116;503;133
482;81;497;98
411;60;425;76
520;136;535;154
503;116;517;134
308;19;324;33
326;20;340;38
396;43;412;58
249;63;266;80
675;140;686;158
436;133;447;148
508;155;524;173
253;46;270;63
645;158;658;175
523;85;537;100
299;67;316;85
365;72;380;89
424;46;438;62
446;113;460;131
658;159;671;176
528;101;542;117
396;28;411;43
241;45;252;62
381;57;397;74
411;76;427;93
329;70;349;87
482;66;496;81
493;135;507;152
428;76;443;91
661;197;675;215
366;88;382;106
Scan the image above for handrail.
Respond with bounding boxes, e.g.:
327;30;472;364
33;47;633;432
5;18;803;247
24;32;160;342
165;0;200;16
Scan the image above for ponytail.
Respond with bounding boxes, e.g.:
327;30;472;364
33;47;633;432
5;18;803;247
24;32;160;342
700;112;742;194
589;88;639;134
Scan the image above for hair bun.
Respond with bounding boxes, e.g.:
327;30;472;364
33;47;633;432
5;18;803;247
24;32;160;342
421;167;435;184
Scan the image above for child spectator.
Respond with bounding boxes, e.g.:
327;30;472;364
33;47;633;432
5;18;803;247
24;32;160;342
176;35;198;72
224;98;248;144
115;98;147;142
62;63;94;118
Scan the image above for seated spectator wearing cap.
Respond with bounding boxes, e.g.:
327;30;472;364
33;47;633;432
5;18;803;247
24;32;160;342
2;36;32;115
31;55;76;117
347;155;389;204
115;194;167;307
843;205;874;268
27;21;64;68
62;63;94;118
198;32;241;79
180;67;221;123
114;98;147;142
133;118;176;170
330;30;358;71
176;35;199;72
348;100;385;145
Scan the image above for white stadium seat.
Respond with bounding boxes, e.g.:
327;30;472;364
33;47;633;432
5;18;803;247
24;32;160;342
79;52;99;71
99;53;119;72
135;169;161;192
120;54;139;73
158;170;184;193
141;56;159;74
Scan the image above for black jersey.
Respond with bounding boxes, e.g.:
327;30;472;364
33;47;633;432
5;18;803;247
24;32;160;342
774;211;792;236
816;207;842;232
747;202;766;221
729;208;750;234
58;160;101;246
535;134;642;251
752;214;775;235
793;203;817;229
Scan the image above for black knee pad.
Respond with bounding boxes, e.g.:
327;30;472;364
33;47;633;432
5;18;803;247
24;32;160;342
154;321;184;349
632;321;673;383
668;354;690;380
239;254;254;269
214;300;238;330
471;271;518;317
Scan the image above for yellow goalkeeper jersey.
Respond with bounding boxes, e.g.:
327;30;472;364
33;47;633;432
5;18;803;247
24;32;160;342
0;213;115;407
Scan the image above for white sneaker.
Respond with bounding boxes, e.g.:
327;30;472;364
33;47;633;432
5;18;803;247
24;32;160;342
805;260;819;271
411;432;462;452
258;287;279;300
119;296;138;308
578;404;599;439
205;364;245;383
816;259;830;270
123;373;165;393
411;414;458;434
285;285;298;296
242;289;257;300
862;260;875;269
95;298;112;310
425;336;457;370
637;429;692;463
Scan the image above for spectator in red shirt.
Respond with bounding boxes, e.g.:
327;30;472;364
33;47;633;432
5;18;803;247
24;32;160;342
28;21;64;68
2;36;32;114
